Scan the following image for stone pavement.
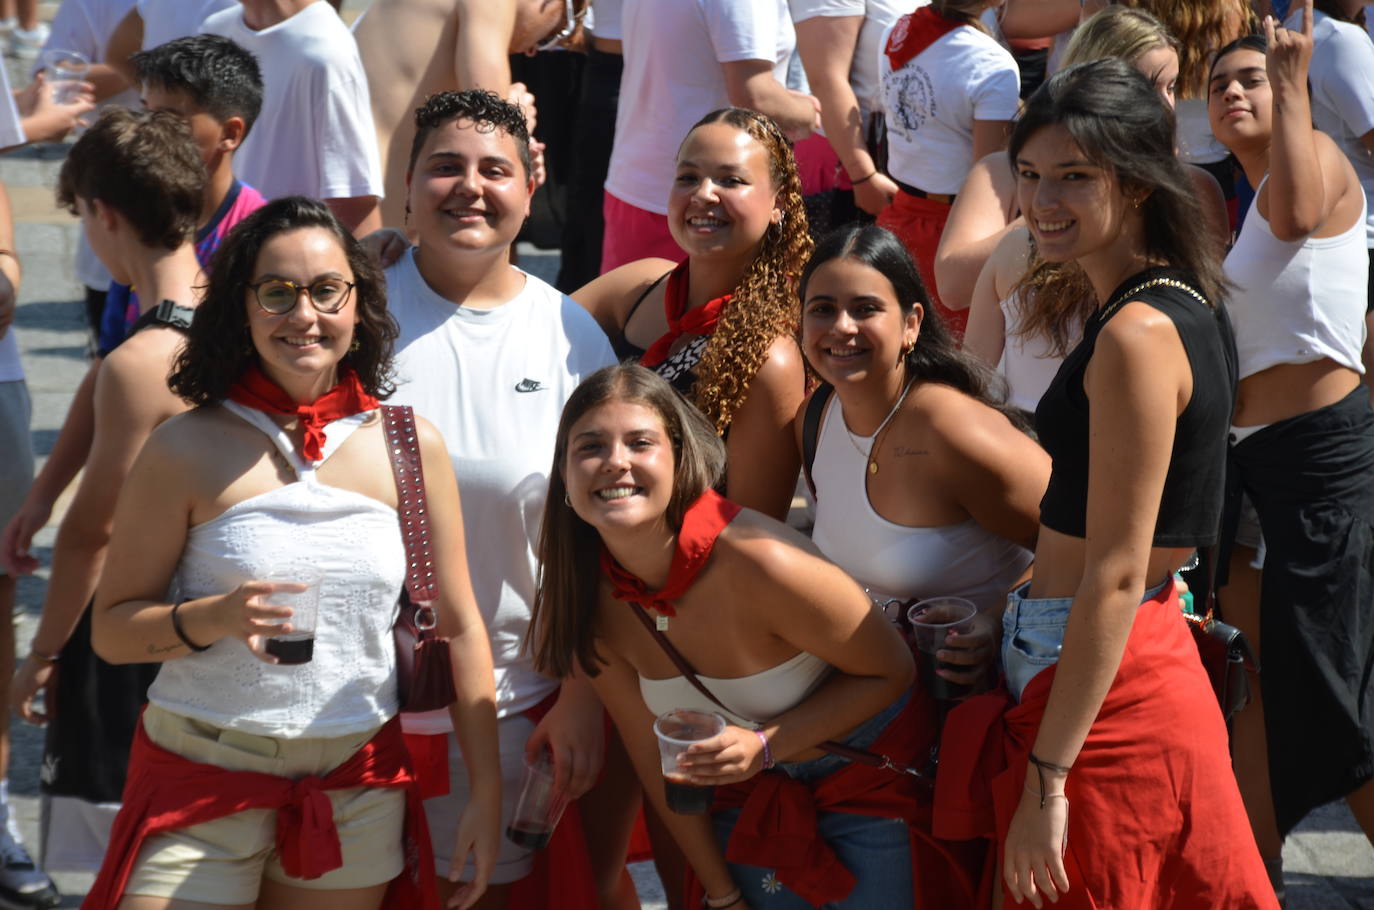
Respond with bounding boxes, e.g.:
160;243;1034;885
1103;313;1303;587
1;4;1371;908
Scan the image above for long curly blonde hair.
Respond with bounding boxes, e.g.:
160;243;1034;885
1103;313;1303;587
1120;0;1253;99
686;108;813;434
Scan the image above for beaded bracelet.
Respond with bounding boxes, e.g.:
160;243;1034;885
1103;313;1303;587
755;729;774;770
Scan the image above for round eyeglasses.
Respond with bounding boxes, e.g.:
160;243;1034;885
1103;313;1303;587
249;278;356;315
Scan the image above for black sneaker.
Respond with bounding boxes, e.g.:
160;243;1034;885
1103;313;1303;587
0;830;59;910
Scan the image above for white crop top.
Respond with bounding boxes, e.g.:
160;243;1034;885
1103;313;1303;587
997;290;1082;413
809;393;1033;611
639;649;832;729
147;402;407;738
1224;176;1369;380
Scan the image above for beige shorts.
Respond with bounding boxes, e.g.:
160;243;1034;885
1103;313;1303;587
123;704;405;904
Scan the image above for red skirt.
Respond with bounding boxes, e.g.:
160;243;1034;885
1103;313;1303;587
937;583;1277;908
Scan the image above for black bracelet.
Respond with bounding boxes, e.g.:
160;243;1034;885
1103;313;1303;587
1027;752;1072;809
170;600;212;653
850;170;879;186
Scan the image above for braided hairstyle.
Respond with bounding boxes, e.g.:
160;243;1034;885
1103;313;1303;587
685;108;813;434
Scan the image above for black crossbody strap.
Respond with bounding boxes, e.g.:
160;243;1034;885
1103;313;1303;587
801;383;834;499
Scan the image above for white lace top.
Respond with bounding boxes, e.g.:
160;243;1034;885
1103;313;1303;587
146;402;407;738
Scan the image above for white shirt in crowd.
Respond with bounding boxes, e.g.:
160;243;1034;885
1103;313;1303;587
200;0;383;203
607;0;794;215
878;22;1019;195
385;249;616;731
139;0;236;49
1288;7;1374;246
787;0;910;132
591;0;623;40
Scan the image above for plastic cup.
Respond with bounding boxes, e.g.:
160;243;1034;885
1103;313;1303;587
505;751;572;850
39;49;89;104
653;709;726;815
261;565;322;665
907;597;977;701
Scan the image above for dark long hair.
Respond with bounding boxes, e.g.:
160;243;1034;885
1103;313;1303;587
168;196;396;405
799;224;1023;425
528;365;726;679
1008;58;1228;310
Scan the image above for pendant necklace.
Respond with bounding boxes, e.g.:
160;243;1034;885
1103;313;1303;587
843;377;916;475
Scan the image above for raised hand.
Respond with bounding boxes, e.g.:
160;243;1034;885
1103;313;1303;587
1264;0;1313;96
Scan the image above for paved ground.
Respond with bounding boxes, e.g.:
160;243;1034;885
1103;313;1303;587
1;3;1371;907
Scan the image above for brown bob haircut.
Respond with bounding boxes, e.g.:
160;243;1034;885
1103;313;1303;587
56;108;204;251
528;364;726;678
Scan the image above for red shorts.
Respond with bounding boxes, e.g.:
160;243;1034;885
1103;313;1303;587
877;189;963;340
601;192;683;272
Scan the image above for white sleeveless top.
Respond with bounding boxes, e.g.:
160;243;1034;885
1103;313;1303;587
639;650;832;730
147;402;407;738
810;393;1033;612
997;290;1081;413
1224;176;1369;380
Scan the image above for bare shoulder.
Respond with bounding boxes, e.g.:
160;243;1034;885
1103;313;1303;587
715;508;828;582
1092;301;1185;376
412;414;454;466
100;328;182;386
572;258;678;330
752;334;804;387
140;406;247;469
908;382;1022;461
989;224;1032;288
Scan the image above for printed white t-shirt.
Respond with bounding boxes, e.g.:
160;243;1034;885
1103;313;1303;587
607;0;792;215
1288;8;1374;246
201;1;383;202
386;249;616;730
139;0;236;49
787;0;911;131
878;23;1019;195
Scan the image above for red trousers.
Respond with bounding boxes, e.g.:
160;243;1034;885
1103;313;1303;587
877;189;963;340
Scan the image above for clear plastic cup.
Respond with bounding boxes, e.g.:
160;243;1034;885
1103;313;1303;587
38;49;89;104
505;751;572;850
652;709;726;815
907;596;977;701
261;565;323;665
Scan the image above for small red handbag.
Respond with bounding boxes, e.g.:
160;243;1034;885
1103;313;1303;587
383;405;459;713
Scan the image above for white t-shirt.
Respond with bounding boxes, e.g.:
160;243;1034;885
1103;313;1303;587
878;22;1019;195
201;1;383;202
1175;98;1229;165
1288;8;1374;246
386;249;616;730
787;0;909;130
139;0;236;49
592;0;623;40
607;0;793;214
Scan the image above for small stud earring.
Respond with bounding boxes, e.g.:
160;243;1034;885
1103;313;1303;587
349;339;361;353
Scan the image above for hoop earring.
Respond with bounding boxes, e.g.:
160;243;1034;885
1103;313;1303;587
564;491;571;507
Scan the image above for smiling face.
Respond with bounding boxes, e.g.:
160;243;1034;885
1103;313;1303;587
245;227;357;394
801;256;920;388
668;122;781;264
1134;44;1180;110
563;399;676;536
1207;47;1272;152
1015;123;1140;266
406;117;534;256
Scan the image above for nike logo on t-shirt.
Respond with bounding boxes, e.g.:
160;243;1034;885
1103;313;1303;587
514;378;546;393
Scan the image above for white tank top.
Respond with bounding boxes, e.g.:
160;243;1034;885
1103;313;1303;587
810;392;1033;611
1224;176;1369;380
997;290;1081;413
147;402;406;738
639;650;832;729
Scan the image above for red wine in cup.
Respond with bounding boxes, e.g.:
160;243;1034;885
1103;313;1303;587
266;636;314;664
505;824;553;850
664;773;715;815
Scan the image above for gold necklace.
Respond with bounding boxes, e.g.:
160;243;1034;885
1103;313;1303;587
1096;276;1208;325
843;378;916;475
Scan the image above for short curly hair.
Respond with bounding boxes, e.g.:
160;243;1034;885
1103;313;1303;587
132;34;264;136
168;197;397;406
406;89;532;178
56;108;204;250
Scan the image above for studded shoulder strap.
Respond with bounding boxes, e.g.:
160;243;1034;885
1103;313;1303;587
382;405;438;604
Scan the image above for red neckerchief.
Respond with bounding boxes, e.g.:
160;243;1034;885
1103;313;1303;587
639;261;732;369
227;364;379;462
84;715;437;909
600;488;742;618
885;6;966;71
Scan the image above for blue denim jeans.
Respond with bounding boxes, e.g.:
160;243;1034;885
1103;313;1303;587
1001;579;1168;703
710;694;913;909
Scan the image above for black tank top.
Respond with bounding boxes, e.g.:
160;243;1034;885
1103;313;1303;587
1035;268;1237;547
611;270;704;397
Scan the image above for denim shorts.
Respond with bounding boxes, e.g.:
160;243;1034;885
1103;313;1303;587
1002;579;1167;703
710;693;913;908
